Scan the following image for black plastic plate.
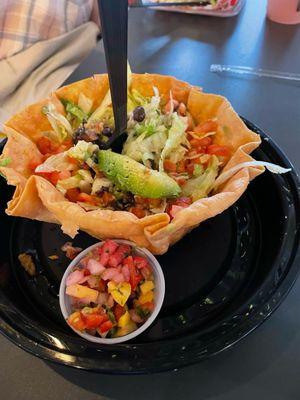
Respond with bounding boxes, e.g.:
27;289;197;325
0;119;299;374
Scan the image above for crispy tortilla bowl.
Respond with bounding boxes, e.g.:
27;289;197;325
0;73;264;254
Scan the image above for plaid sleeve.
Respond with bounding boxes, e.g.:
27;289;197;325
0;0;98;60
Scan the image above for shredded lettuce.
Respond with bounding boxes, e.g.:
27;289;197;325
159;113;188;171
67;141;99;162
88;62;132;127
35;153;75;173
78;93;93;114
77;169;93;183
56;176;81;194
91;177;112;195
124;88;189;171
42;103;73;143
182;155;219;201
127;89;149;112
123;130;168;168
87;90;113;127
61;99;88;127
193;164;204;177
56;169;93;194
213;161;291;189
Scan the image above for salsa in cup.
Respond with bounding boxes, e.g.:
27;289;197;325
64;239;156;338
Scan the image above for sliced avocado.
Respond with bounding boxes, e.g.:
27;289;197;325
98;150;181;199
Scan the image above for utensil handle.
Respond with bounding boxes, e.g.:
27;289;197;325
210;64;300;82
98;0;128;135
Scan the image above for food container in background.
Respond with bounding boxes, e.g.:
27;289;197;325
131;0;245;17
267;0;300;25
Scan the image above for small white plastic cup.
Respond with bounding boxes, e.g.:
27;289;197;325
59;240;165;344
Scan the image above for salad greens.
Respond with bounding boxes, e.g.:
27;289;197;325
61;99;89;126
182;155;219;201
123;87;188;171
68;141;99;162
42;103;73;143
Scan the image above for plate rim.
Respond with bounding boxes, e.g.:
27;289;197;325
0;118;300;374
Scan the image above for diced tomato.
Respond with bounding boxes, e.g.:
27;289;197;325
207;145;230;157
98;279;106;292
34;171;50;181
67;156;78;165
132;256;147;270
186;163;195;175
176;160;186;173
148;198;161;208
48;171;60;185
102;240;118;255
124;256;142;291
84;313;106;329
62;138;73;148
65;188;80;202
81;163;90;170
58;170;72;180
101;191;115;206
130;206;146;219
134;196;148;205
176;197;192;206
36;137;58;155
141;301;155;312
190;139;201;148
195;120;218;134
178;102;186;116
123;255;134;269
175;178;187;186
164;99;179;114
83;268;91;276
166;197;192;218
99;251;110;267
108;244;131;267
163;159;177;173
68;311;86;331
98;320;113;333
195;136;212;147
113;304;125;321
78;193;97;205
28;159;41;171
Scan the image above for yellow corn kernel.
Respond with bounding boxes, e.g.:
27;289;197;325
138;290;154;305
140;280;154;295
118;310;131;328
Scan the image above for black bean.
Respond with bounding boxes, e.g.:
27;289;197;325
74;126;99;144
133;106;146;123
102;126;114;137
73;126;85;144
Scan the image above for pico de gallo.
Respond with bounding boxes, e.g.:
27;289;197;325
65;240;155;338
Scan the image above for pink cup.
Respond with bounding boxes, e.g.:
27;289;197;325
267;0;300;24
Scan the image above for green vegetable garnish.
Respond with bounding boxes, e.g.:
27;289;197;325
0;157;11;167
135;305;150;319
61;99;89;125
182;155;219;201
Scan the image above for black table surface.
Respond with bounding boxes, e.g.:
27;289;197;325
2;0;300;399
